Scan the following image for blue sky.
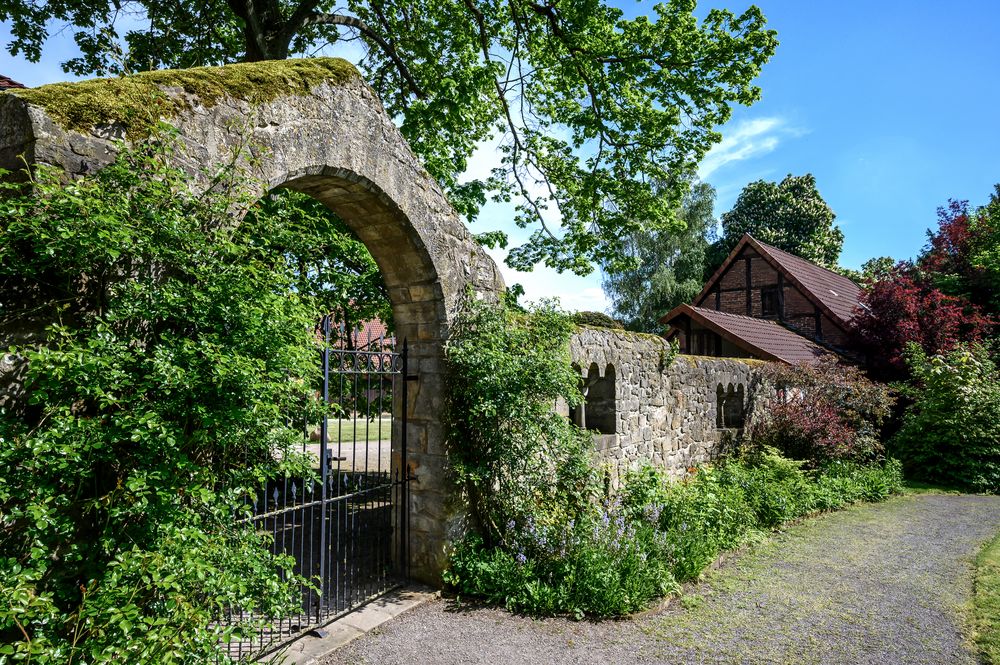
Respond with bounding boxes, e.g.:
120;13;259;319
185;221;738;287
3;1;999;312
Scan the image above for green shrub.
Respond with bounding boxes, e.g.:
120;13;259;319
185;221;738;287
572;311;624;329
618;451;903;584
443;299;676;617
0;139;328;661
892;344;1000;493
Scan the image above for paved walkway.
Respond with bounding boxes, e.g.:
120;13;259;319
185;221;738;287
322;494;1000;665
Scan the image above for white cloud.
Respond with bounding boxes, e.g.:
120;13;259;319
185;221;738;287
486;248;610;313
698;117;799;180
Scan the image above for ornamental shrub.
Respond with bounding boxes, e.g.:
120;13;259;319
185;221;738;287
892;344;1000;493
0;138;331;662
746;358;894;466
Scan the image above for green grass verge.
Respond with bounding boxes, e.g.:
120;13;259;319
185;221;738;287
901;479;964;495
975;531;1000;664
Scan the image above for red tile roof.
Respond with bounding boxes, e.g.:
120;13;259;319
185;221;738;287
329;316;394;350
753;240;862;324
662;304;832;365
694;234;862;331
352;318;393;349
0;75;26;90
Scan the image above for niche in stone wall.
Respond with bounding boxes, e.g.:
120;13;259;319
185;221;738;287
716;382;745;429
570;363;617;435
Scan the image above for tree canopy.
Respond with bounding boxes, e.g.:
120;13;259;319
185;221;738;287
706;173;842;276
244;189;392;345
3;0;778;275
918;186;1000;315
601;180;716;332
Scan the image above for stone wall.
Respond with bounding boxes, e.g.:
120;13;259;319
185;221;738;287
568;326;768;483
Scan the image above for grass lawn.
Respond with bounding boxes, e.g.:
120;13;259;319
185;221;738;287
327;416;392;443
975;530;1000;664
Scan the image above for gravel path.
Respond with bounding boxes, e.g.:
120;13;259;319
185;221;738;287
323;494;1000;665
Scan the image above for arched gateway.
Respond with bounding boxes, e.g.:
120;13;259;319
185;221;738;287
0;59;505;586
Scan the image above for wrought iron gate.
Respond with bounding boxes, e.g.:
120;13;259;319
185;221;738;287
224;315;412;661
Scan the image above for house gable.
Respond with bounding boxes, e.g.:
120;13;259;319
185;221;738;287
692;235;859;348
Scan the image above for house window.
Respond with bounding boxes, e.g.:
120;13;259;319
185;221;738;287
761;287;780;317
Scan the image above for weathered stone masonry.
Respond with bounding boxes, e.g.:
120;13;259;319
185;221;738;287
569;326;766;484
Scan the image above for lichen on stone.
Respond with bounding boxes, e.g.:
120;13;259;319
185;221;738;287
9;57;357;137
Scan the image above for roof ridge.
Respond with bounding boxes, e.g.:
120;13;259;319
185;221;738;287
752;236;860;287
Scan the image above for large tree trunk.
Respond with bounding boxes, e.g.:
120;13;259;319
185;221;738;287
226;0;294;61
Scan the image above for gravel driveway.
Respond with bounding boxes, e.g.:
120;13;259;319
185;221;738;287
323;494;1000;665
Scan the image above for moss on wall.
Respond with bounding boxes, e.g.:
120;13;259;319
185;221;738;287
9;58;357;138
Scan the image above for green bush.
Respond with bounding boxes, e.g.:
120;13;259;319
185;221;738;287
625;452;903;583
572;311;624;329
443;299;675;617
892;344;1000;493
0;139;330;661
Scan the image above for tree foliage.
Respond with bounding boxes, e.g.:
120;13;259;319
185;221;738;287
0;138;335;662
892;344;1000;493
601;181;716;332
3;0;778;274
849;262;993;381
244;189;391;347
706;173;843;275
918;187;1000;316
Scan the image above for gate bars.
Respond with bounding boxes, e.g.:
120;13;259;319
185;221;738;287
222;315;412;661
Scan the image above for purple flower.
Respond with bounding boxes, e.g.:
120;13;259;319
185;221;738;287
515;552;527;565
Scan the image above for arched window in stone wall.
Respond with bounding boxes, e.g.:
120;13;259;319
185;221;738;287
716;382;746;429
586;364;617;434
726;384;745;428
716;384;726;428
570;363;617;434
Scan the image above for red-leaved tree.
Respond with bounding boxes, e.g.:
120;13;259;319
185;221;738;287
920;192;1000;314
850;263;993;380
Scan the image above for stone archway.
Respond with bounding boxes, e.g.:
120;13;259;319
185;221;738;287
0;58;504;582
